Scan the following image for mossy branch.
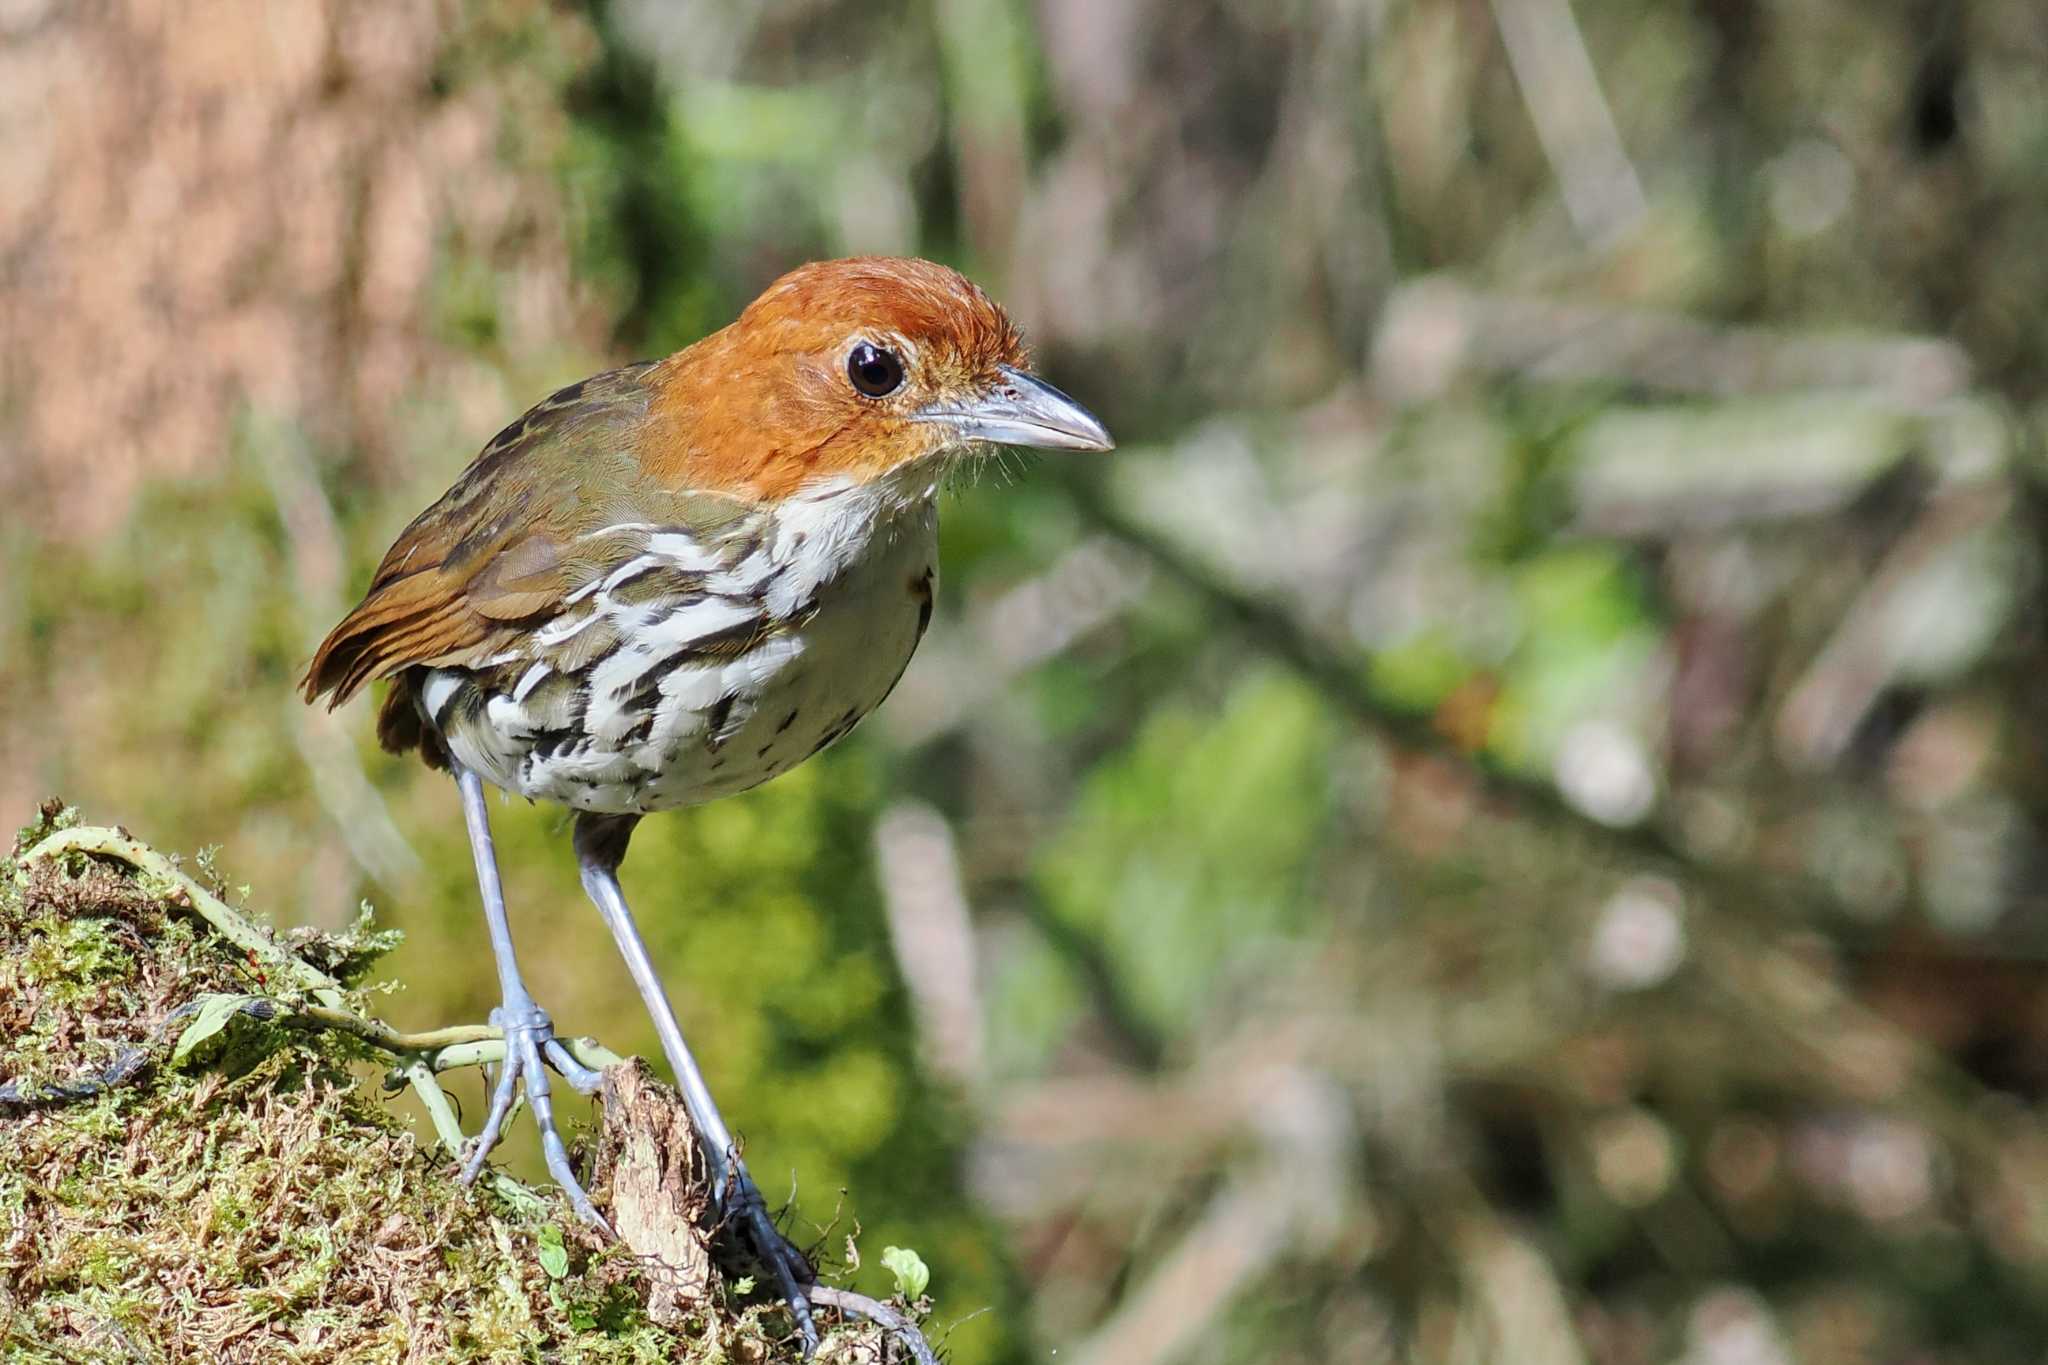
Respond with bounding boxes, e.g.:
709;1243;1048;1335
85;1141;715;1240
16;824;561;1208
3;812;933;1362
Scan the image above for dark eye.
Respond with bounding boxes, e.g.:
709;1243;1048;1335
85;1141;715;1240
847;341;905;398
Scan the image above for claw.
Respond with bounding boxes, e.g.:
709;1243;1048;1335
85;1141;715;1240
461;1004;609;1232
749;1197;820;1353
718;1155;819;1351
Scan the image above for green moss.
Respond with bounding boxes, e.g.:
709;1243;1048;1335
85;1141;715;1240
0;807;890;1363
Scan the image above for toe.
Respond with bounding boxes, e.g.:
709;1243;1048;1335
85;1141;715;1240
736;1180;819;1349
511;1030;607;1228
543;1037;605;1095
460;1045;525;1185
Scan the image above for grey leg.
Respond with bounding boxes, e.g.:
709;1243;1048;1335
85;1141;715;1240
454;764;607;1228
574;813;819;1352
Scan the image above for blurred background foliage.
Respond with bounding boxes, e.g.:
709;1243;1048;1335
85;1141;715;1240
8;0;2048;1361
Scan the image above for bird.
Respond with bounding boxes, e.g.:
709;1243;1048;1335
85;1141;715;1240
301;256;1112;1347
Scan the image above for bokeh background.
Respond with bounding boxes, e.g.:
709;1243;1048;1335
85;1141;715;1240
9;1;2048;1361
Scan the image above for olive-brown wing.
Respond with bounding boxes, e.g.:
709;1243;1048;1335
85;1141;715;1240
300;363;659;710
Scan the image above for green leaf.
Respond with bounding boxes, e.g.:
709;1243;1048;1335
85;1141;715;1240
171;994;264;1067
536;1224;569;1280
880;1245;929;1300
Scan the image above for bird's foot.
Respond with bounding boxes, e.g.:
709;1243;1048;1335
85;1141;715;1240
461;1003;609;1230
719;1159;820;1353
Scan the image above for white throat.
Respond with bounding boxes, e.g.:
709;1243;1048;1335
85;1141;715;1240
761;467;939;617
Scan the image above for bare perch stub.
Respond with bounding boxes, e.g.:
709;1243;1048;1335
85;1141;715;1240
590;1059;718;1326
589;1062;944;1364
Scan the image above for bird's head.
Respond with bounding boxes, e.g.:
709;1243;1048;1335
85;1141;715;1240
643;257;1112;501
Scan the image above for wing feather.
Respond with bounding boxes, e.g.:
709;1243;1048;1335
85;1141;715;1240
300;364;660;711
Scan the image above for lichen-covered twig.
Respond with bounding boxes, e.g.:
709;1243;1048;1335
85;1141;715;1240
407;1032;625;1078
27;825;350;1002
810;1287;943;1365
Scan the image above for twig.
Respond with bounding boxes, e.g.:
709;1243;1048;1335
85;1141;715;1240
810;1286;942;1365
1487;0;1646;248
1371;277;1972;403
1053;471;1886;939
1774;481;2010;769
412;1034;624;1077
26;826;349;1005
294;1006;498;1053
872;801;984;1090
253;412;421;886
394;1056;543;1211
1063;1152;1317;1365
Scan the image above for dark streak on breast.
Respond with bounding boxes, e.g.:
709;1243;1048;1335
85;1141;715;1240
910;565;935;638
805;706;867;761
704;692;737;748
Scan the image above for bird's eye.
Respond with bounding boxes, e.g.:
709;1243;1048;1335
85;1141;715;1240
847;342;905;398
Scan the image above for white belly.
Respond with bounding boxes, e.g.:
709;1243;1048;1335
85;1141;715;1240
431;476;939;816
